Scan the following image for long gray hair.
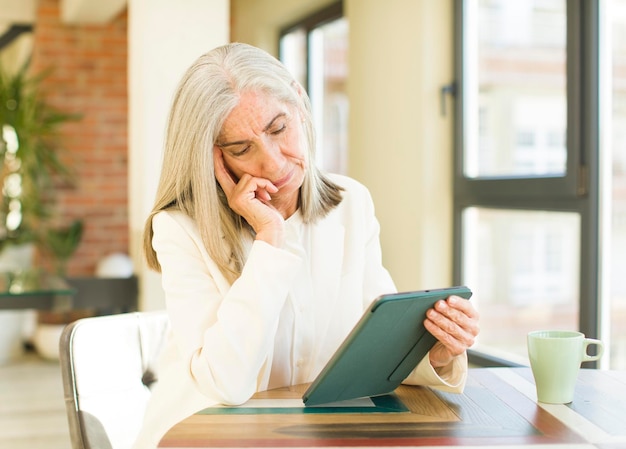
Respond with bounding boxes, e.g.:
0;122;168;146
143;43;343;283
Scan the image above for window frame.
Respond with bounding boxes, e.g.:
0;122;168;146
278;1;344;94
452;0;602;366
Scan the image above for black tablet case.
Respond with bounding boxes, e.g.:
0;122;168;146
302;286;473;406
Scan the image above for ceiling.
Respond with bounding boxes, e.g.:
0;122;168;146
0;0;35;50
0;0;127;51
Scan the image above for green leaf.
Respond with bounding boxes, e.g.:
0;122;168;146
0;59;83;256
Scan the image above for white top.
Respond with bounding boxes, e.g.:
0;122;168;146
132;174;467;449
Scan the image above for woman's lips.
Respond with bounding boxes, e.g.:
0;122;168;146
272;169;294;189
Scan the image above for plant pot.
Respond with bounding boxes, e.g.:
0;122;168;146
33;309;95;361
0;243;36;365
0;311;26;364
32;322;65;361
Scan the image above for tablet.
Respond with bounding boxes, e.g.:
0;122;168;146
302;286;472;406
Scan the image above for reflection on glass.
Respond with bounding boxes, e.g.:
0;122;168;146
462;207;580;361
609;0;626;369
464;0;567;178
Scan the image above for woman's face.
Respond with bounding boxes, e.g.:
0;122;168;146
215;90;307;215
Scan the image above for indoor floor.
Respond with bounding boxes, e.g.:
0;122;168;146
0;352;70;449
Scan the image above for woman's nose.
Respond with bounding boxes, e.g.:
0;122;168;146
257;137;284;171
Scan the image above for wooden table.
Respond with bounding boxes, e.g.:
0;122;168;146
159;367;626;449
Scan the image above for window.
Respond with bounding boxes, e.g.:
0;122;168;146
606;0;626;369
279;2;348;175
453;0;623;367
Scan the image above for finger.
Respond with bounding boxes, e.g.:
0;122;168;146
426;306;477;349
424;320;467;357
426;309;473;346
240;176;278;199
434;297;480;337
250;178;278;202
213;147;236;194
446;295;480;319
256;187;272;202
227;176;279;217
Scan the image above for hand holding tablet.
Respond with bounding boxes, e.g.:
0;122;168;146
302;286;473;406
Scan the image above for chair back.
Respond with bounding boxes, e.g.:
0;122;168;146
59;311;170;449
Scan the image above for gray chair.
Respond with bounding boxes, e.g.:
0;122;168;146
59;311;170;449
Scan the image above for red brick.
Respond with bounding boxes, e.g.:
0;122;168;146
31;0;129;277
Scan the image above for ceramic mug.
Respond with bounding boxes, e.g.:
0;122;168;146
527;330;604;404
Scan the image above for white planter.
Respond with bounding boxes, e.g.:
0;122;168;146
0;243;35;365
0;311;26;364
32;323;65;361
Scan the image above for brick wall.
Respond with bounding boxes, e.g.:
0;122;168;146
30;0;129;276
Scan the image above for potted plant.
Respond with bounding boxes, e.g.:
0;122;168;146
0;59;82;363
0;59;81;260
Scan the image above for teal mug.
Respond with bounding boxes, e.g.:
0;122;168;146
527;330;604;404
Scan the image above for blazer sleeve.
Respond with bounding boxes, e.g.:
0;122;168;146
402;352;468;393
152;211;302;405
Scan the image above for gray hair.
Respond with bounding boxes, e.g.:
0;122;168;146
143;43;343;283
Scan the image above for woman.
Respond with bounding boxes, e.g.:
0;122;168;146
133;43;479;448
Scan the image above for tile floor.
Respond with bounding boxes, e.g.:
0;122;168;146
0;352;71;449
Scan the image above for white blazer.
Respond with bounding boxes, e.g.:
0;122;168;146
133;174;467;449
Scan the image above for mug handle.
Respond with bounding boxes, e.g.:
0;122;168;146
582;338;604;362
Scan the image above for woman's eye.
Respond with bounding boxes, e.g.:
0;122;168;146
232;146;251;157
270;124;286;135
